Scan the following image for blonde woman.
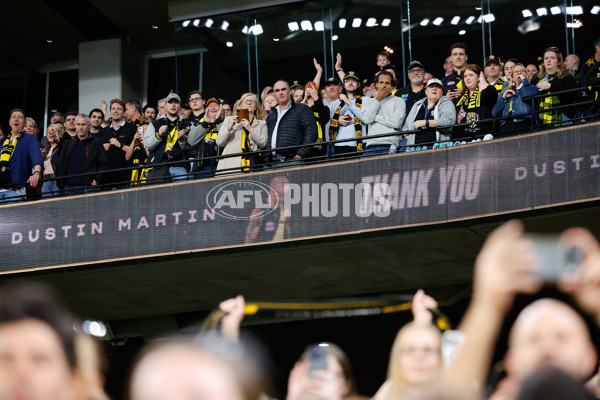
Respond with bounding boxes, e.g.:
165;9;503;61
217;93;268;173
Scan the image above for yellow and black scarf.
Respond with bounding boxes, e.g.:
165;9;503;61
241;117;255;172
538;73;562;126
457;87;481;109
0;132;22;186
329;96;363;151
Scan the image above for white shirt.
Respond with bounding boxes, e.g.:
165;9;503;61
271;101;292;150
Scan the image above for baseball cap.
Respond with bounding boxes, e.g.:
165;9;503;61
325;77;341;86
407;60;425;71
205;98;219;106
485;55;502;66
343;71;360;81
426;78;443;88
165;93;181;103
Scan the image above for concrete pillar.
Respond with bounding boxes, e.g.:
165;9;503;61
78;38;144;115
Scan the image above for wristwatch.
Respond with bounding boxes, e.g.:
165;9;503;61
426;120;430;128
32;171;40;175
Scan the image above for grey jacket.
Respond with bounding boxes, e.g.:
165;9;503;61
403;96;456;145
361;95;406;146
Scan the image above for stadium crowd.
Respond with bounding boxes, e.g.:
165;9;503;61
1;40;600;202
3;220;600;400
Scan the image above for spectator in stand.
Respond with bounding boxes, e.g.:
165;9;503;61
0;109;43;203
58;114;109;195
453;64;497;141
89;108;104;136
144;93;195;182
403;78;455;148
41;124;62;197
157;98;166;118
291;81;304;104
441;221;600;400
492;63;540;137
580;37;600;79
443;43;469;96
125;100;143;126
267;79;318;166
484;55;506;96
187;90;206;124
0;282;81;400
125;121;149;185
260;86;273;102
143;104;157;121
217;93;267;173
443;56;454;78
361;71;405;155
532;46;578;127
50;112;64;124
24;117;41;142
585;59;600;119
180;103;192;119
503;59;517;81
300;83;330;160
222;102;233;117
424;72;434;85
396;61;427;117
324;77;343;102
526;63;539;81
263;93;277;116
565;54;583;83
186;98;224;178
373;290;443;400
377;51;391;71
98;99;137;188
62;111;78;142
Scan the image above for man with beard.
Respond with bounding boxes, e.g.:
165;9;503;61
396;61;427;116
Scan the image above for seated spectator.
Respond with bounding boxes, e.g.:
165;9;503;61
396;61;427;116
57;114;109;195
125;121;149;185
187;98;224;178
361;71;405;155
403;78;455;148
442;221;600;400
0;109;42;203
374;290;443;400
144;93;195;182
526;63;539;81
41;124;62;197
98;99;137;188
0;282;80;400
453;64;497;141
217;93;267;174
492;63;540;137
532;46;579;127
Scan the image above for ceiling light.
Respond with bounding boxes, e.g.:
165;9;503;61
465;16;476;24
477;15;483;23
483;13;495;22
451;16;460;25
193;19;200;27
366;18;377;27
332;35;339;40
82;320;107;338
566;5;584;14
339;18;347;28
205;18;214;28
315;21;324;31
352;18;362;28
242;25;248;34
288;21;299;31
591;5;600;14
221;20;229;30
550;6;562;15
420;18;430;26
301;20;313;31
226;41;233;47
536;7;548;16
518;19;541;33
433;17;444;25
273;38;279;41
182;20;191;27
522;9;533;17
475;6;482;10
250;24;263;35
459;30;466;35
382;18;391;26
567;21;582;27
46;39;53;43
151;25;158;29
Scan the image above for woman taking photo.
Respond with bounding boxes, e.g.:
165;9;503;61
453;64;498;141
532;46;578;127
217;93;268;173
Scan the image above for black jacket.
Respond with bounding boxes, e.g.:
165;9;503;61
266;101;317;158
57;135;110;186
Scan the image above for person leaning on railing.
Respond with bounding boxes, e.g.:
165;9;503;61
452;64;497;142
216;93;267;174
531;46;578;127
492;63;539;138
403;78;455;149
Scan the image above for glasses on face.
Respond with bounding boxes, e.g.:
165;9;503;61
189;97;203;102
243;98;256;104
408;68;424;74
513;69;526;75
65;117;75;122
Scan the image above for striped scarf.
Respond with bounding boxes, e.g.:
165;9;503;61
538;73;561;126
241;117;255;172
329;96;363;151
0;132;21;186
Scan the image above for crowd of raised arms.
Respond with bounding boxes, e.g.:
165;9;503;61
1;39;600;202
4;220;600;400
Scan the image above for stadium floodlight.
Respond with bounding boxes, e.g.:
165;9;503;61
566;5;584;14
433;17;444;25
522;9;533;17
366;18;377;27
591;5;600;14
550;6;562;15
182;20;191;27
288;21;300;31
315;21;324;31
339;18;347;28
465;16;476;24
536;7;548;16
205;18;214;28
381;18;391;26
451;16;460;25
221;20;229;30
193;19;200;27
483;13;495;22
301;20;313;31
352;18;362;28
420;18;430;26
